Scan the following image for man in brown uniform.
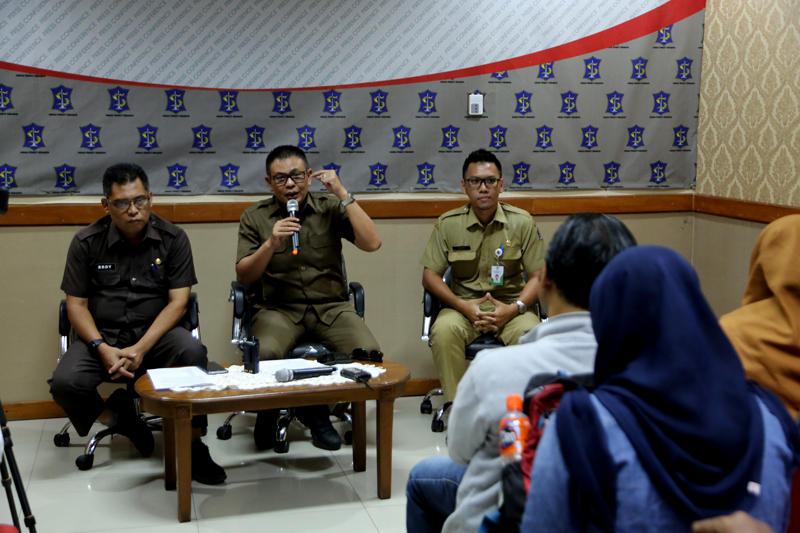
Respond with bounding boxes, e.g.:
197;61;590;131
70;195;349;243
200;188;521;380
49;163;225;484
420;149;545;405
236;145;382;451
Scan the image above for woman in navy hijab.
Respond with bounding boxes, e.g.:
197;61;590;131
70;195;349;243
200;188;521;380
520;246;799;533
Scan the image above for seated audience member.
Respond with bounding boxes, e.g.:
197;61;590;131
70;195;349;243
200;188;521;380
720;215;800;418
521;246;799;533
48;163;225;484
406;213;637;533
420;149;545;404
236;145;382;451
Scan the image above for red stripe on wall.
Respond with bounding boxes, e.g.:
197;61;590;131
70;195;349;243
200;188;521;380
0;0;704;91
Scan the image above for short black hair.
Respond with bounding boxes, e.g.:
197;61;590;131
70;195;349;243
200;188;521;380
266;145;309;176
102;163;149;197
462;149;502;180
545;213;637;309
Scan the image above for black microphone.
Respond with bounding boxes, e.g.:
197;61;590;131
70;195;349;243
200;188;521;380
287;198;300;255
275;367;334;382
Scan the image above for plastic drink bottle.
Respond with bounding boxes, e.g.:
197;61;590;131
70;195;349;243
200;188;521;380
499;393;531;464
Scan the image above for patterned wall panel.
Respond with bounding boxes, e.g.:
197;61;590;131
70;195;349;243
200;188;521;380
697;0;800;206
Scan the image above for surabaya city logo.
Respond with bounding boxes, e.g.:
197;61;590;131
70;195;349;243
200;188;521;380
490;126;508;150
323;90;342;114
441;126;459;150
583;57;601;80
51;85;73;113
246;125;265;150
656;25;674;46
631;58;648;81
137;125;159;151
606;92;624;115
369;163;388;187
0;164;17;190
536;125;553;149
80;124;102;151
673;125;690;148
581;126;599;149
515;91;532;115
344;126;362;150
650;161;667;184
676;58;693;81
219;91;239;114
560;91;577;115
54;164;77;190
167;164;188;189
297;126;316;150
370;89;388;115
273;91;291;115
603;162;621;185
558;162;576;185
192;125;212;151
538;62;554;80
165;89;186;114
393;126;411;150
220;164;240;189
108;87;129;113
417;162;435;187
0;84;13;111
418;90;437;115
512;162;530;186
22;123;45;150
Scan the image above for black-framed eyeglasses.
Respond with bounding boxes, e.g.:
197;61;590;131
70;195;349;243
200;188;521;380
464;177;500;189
109;196;149;210
270;172;307;186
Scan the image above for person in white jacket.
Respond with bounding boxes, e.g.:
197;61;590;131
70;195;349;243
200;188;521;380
405;213;637;533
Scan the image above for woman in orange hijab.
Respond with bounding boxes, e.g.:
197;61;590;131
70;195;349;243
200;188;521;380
720;215;800;418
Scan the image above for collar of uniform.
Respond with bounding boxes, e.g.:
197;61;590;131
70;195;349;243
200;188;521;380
264;193;321;218
106;215;162;247
465;202;509;229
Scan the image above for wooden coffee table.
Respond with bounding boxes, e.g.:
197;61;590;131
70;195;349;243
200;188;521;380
135;360;410;522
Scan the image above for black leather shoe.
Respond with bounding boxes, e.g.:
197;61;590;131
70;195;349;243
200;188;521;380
191;440;226;485
253;409;280;450
106;389;154;457
298;405;342;451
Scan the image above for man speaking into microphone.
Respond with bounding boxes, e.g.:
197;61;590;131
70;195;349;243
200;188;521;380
236;145;382;451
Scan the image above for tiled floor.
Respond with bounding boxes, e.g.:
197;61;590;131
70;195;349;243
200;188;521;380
0;397;448;533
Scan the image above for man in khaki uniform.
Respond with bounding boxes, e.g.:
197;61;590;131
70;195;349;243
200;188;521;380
420;149;545;403
236;145;382;451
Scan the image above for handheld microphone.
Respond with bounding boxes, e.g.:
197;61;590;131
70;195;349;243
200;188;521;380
287;199;300;255
275;367;334;382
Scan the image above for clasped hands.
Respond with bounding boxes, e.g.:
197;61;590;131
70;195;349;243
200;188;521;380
461;293;518;333
99;344;146;380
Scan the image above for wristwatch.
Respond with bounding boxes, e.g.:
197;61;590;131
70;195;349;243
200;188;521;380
89;338;106;354
515;300;527;315
341;191;356;207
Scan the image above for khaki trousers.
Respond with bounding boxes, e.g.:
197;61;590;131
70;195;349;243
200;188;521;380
430;308;540;402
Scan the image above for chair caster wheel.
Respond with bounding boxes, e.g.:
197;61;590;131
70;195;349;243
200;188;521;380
420;400;432;414
431;419;445;433
75;454;94;470
54;432;70;447
216;425;232;440
344;431;353;445
275;440;289;454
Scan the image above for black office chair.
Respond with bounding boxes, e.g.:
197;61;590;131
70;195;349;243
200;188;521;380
218;259;364;453
420;269;543;431
52;294;200;470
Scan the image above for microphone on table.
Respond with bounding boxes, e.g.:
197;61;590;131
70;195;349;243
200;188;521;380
275;367;334;382
287;199;300;255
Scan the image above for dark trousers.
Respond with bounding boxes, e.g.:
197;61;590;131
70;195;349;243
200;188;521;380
49;326;208;436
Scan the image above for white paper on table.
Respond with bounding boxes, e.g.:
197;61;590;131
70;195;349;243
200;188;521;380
147;367;214;390
258;358;328;375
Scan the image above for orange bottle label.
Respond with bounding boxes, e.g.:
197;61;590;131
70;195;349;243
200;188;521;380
499;418;531;456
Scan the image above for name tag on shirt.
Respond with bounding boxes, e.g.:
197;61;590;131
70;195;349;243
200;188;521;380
95;263;116;271
491;265;504;286
452;245;471;251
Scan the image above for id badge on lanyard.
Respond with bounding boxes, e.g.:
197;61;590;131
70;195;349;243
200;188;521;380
491;246;504;286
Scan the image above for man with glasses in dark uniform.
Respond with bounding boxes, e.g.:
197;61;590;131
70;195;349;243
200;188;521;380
49;163;226;484
420;149;545;405
236;145;382;451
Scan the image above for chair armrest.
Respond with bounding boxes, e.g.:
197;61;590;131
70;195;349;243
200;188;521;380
186;293;200;330
230;281;247;318
59;299;71;336
349;282;365;318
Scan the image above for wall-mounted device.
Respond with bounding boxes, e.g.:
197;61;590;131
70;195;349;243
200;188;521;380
468;92;484;116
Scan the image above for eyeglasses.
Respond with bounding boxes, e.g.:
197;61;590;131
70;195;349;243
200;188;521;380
109;196;149;210
464;177;501;189
270;172;307;186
